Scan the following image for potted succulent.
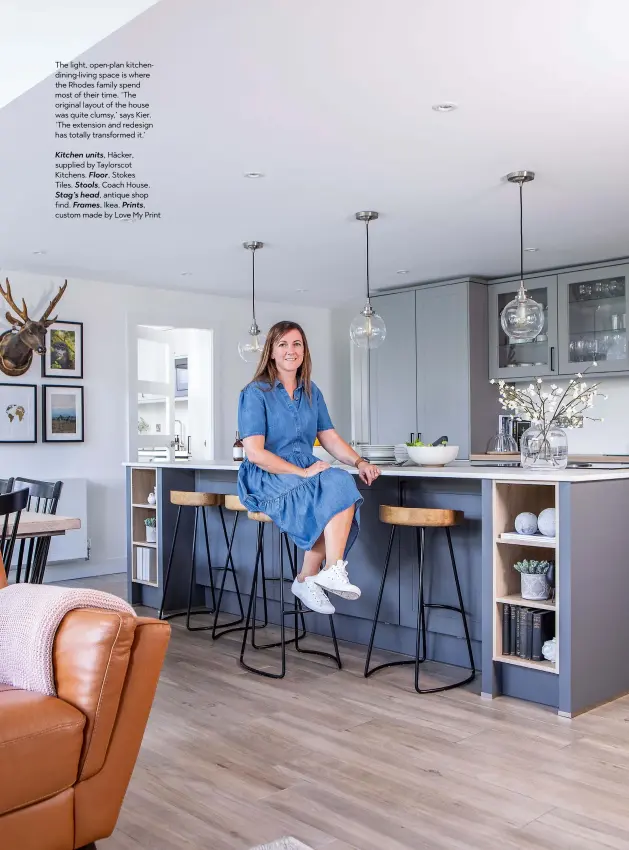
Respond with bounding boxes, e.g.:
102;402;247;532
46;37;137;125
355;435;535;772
144;516;157;543
513;559;553;600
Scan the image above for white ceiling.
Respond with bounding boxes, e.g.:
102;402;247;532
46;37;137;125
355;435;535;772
0;1;159;108
2;0;629;307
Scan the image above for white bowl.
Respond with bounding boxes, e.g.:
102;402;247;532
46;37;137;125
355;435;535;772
406;445;459;466
312;445;335;464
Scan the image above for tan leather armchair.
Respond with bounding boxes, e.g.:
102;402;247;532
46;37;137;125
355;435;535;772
0;590;171;850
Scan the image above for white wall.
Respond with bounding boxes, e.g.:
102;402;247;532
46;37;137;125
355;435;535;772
1;271;335;568
564;376;629;454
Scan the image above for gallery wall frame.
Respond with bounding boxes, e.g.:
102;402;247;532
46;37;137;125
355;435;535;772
42;384;84;443
0;383;37;443
41;320;84;379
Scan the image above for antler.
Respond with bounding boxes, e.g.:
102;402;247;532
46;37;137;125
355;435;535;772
0;278;28;326
40;280;68;324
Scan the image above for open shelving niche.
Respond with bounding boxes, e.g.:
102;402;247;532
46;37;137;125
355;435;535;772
492;480;558;674
130;467;159;587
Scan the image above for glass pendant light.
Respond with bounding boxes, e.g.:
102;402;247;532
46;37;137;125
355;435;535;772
238;241;266;363
500;171;544;341
350;211;386;349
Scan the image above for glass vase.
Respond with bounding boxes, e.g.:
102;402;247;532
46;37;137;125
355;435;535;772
520;421;568;472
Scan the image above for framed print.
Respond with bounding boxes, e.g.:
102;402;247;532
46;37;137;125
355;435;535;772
41;321;83;378
0;383;37;443
42;385;84;442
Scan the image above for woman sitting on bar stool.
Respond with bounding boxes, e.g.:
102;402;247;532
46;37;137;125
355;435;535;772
238;320;380;614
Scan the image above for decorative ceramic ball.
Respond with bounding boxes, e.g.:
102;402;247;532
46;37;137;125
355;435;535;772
515;512;538;535
538;508;556;537
542;636;557;663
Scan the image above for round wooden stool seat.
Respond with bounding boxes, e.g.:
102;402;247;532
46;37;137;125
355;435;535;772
224;494;247;512
247;511;272;523
170;491;223;507
379;505;463;528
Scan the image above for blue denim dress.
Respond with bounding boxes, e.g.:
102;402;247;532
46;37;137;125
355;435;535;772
237;380;362;554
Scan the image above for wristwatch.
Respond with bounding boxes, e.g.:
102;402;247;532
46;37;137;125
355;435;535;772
354;456;369;468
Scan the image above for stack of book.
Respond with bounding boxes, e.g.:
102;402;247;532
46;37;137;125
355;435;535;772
136;546;155;583
502;604;554;662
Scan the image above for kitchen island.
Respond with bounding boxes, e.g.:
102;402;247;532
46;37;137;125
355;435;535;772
125;460;629;717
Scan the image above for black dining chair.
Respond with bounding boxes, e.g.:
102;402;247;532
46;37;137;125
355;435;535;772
0;488;29;578
12;478;63;583
0;478;14;495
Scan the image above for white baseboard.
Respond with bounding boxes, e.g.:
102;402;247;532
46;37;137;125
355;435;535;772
43;557;126;583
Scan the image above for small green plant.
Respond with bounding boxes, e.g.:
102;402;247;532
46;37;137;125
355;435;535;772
144;517;156;528
513;559;552;575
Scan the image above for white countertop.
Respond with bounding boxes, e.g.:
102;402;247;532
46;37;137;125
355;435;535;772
123;459;629;483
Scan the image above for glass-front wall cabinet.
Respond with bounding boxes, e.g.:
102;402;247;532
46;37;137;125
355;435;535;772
558;265;629;374
489;276;558;379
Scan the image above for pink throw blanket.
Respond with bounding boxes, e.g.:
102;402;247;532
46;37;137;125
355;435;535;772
0;584;135;696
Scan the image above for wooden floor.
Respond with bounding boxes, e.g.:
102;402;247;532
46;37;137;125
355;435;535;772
58;574;629;850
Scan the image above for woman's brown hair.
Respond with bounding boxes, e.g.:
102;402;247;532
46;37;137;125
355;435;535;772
250;321;313;399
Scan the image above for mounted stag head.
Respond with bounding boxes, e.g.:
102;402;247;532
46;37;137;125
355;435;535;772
0;279;68;377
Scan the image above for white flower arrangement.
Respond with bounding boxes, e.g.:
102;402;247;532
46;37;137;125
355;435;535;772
490;362;606;429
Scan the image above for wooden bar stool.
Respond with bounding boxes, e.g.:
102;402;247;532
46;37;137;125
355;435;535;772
364;505;476;693
239;509;342;680
159;491;243;633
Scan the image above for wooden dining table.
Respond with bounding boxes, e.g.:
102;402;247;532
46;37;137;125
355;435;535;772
0;512;82;587
9;511;82;539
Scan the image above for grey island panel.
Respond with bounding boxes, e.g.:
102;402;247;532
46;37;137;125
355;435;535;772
559;478;629;716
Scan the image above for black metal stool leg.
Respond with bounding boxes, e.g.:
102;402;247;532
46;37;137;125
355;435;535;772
445;526;476;675
182;505;220;631
364;525;398;677
413;526;476;694
212;508;248;639
158;505;181;620
239;537;262;669
253;531;304;650
202;506;217;612
241;527;342;677
416;526;427;663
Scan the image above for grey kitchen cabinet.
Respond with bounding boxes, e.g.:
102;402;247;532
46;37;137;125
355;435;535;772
490;259;629;380
369;290;417;445
416;280;496;458
488;275;559;379
557;264;629;375
365;280;496;460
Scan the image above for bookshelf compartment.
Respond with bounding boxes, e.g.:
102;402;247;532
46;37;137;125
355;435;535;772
495;601;558;674
492;481;559;682
132;543;158;586
493;481;556;538
129;467;160;589
131;468;157;507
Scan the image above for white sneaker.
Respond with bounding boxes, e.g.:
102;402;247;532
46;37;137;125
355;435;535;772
291;577;335;615
313;560;361;600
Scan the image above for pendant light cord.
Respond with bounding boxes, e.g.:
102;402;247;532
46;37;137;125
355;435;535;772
365;219;371;302
251;246;257;327
519;181;524;282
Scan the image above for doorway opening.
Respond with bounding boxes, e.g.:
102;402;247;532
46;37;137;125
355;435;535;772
128;324;214;463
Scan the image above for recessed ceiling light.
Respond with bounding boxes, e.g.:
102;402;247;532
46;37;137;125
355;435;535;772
244;172;264;179
180;272;192;276
432;102;457;113
32;250;46;255
396;269;410;275
524;247;539;252
296;288;309;292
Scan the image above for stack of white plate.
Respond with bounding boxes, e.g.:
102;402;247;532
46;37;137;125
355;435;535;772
355;443;396;463
394;443;410;463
